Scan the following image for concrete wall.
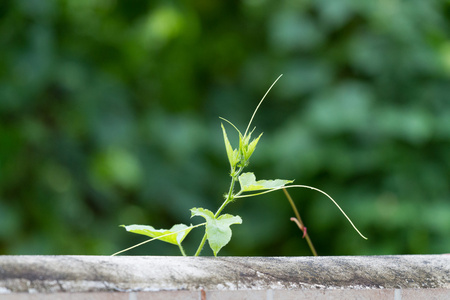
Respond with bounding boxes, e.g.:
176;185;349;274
0;255;448;299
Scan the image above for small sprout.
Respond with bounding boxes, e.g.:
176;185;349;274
115;74;366;257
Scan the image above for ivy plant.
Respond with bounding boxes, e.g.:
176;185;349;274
113;75;367;257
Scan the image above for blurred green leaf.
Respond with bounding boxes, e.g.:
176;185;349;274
1;0;449;257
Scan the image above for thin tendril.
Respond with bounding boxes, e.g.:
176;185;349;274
243;74;283;138
219;117;243;136
235;185;368;240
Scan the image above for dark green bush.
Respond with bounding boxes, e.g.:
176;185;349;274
0;0;449;255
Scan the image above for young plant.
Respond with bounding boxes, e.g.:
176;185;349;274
112;75;367;257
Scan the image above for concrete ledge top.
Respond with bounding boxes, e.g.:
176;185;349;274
0;255;448;293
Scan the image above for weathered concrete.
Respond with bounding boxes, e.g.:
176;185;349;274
0;255;448;298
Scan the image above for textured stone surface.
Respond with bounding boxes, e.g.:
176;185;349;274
0;255;448;294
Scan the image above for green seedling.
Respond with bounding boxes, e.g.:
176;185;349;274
112;74;367;257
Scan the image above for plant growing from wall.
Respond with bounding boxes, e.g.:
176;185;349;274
112;75;367;257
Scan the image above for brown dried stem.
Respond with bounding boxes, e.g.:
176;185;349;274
282;188;318;256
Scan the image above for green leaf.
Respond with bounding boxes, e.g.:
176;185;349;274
207;214;242;256
221;123;239;169
238;172;294;192
191;207;215;221
191;207;242;256
245;132;263;161
121;223;192;245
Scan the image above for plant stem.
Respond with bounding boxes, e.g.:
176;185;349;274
178;244;187;256
216;168;241;217
194;233;207;256
194;168;244;256
282;188;318;256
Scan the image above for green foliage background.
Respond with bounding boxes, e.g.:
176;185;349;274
1;0;449;256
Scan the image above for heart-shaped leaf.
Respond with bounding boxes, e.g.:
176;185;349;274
206;214;242;256
191;207;242;256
